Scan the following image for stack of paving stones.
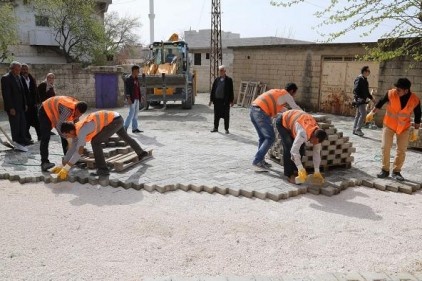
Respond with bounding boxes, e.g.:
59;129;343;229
268;114;356;171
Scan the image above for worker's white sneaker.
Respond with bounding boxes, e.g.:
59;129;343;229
253;162;268;172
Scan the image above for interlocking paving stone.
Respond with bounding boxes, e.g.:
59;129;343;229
0;95;422;201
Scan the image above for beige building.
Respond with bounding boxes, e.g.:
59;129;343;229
229;42;422;122
185;29;310;92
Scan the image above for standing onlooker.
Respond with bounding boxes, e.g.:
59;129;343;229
366;78;421;181
209;65;234;134
21;64;41;141
124;65;143;133
250;83;302;170
1;61;31;145
352;66;375;136
38;73;56;103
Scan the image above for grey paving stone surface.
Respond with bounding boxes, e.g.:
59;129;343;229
0;94;421;201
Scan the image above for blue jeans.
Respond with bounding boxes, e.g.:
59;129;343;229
250;106;275;165
124;99;140;130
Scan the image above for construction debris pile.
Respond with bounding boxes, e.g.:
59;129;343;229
268;114;355;172
236;81;267;107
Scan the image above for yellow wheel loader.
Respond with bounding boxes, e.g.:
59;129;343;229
134;33;197;109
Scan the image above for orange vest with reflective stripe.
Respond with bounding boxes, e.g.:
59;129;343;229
75;111;115;142
383;89;420;134
281;109;319;140
253;89;289;117
42;96;79;128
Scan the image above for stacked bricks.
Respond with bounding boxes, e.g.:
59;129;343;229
268;114;355;171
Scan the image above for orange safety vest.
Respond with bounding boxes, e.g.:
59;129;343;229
383;89;420;134
42;96;79;128
281;109;319;140
253;89;289;117
75;111;116;142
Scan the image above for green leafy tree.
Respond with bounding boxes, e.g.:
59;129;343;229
33;0;104;63
0;3;19;62
271;0;422;61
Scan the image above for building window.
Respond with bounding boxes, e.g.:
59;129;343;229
206;53;210;59
194;53;201;65
35;15;49;27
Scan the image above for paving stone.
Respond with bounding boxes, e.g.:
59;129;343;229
372;179;388;191
398;184;413;195
385;272;419;281
333;272;366;281
308;186;320;195
307;273;339;281
321;186;337;197
358;271;392;281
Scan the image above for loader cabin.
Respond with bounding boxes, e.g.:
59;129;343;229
148;41;189;74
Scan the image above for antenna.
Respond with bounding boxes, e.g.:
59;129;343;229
210;0;222;91
149;0;155;43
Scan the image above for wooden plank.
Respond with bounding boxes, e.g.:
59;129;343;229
236;81;249;105
113;150;153;172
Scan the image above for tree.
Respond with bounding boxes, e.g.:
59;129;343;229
101;11;141;59
33;0;104;63
270;0;422;61
0;3;19;62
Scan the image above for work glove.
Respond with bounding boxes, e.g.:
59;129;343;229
57;164;71;180
409;128;419;142
365;111;375;123
50;165;63;174
312;172;325;185
295;167;308;184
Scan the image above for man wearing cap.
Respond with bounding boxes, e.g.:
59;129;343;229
250;83;302;171
366;78;421;181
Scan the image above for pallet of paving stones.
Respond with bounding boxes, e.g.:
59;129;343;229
268;114;355;172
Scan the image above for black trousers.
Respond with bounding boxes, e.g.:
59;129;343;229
26;105;41;140
275;114;305;177
7;109;28;144
213;100;230;130
38;106;68;164
91;116;145;170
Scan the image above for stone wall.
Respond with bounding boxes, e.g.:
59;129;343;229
374;58;422;126
0;63;126;110
230;43;370;111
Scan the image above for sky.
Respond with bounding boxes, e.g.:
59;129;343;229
108;0;396;45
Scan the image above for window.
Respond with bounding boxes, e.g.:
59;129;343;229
194;53;201;65
35;15;49;27
205;53;210;59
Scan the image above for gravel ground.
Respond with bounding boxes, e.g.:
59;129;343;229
1;181;421;280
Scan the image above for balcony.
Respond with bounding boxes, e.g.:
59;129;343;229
29;28;59;46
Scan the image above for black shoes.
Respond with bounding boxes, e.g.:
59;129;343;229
132;129;143;133
137;151;149;161
392;171;405;181
41;162;55;171
225;130;229;134
210;128;218;133
96;168;110;176
377;170;389;179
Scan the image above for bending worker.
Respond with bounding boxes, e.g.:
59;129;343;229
366;78;421;181
275;109;328;184
52;110;149;179
38;96;87;171
250;83;302;170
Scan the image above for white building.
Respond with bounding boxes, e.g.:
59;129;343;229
5;0;111;64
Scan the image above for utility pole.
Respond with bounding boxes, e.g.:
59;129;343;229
149;0;155;43
210;0;222;91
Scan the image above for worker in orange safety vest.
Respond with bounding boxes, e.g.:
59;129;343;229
250;83;302;171
366;78;421;181
275;109;327;184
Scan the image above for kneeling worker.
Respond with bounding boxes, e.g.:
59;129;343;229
275;109;328;184
52;110;149;179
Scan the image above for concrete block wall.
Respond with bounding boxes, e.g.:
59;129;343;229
231;44;369;112
0;63;126;110
374;59;422;127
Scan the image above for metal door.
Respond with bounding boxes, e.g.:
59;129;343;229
319;57;379;116
95;73;118;108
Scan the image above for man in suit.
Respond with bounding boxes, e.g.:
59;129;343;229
1;61;31;146
21;64;41;141
209;65;234;134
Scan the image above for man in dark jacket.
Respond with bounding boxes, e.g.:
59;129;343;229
1;61;31;145
352;65;375;136
209;65;234;134
21;64;41;141
124;65;143;133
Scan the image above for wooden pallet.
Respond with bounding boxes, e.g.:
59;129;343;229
108;149;153;172
236;81;249;106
